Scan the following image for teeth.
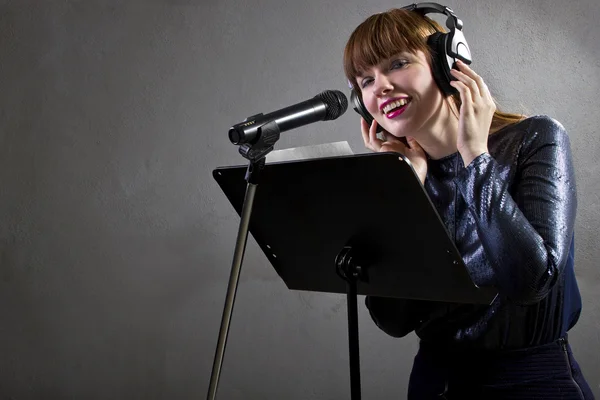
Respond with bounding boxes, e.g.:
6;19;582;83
382;98;409;114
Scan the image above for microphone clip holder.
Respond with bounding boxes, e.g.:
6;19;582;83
238;119;281;176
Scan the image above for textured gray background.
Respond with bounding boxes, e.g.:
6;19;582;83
0;0;598;399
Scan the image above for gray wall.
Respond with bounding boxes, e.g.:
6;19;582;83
0;0;598;399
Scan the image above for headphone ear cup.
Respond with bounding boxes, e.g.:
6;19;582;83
350;88;383;133
427;32;456;96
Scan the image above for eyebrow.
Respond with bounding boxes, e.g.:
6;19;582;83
355;54;410;79
355;52;414;77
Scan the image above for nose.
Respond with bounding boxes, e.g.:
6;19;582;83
372;74;393;96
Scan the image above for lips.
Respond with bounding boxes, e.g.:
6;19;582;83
380;97;411;119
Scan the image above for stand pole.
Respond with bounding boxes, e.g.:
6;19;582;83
206;180;258;400
335;246;365;400
207;120;280;400
347;275;361;400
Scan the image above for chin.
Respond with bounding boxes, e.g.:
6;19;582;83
383;121;410;138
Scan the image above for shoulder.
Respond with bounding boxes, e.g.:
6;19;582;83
520;115;568;139
492;115;571;152
521;116;572;157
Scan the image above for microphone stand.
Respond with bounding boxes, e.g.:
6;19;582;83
206;120;280;400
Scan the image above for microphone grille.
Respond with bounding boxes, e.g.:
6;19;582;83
317;90;348;120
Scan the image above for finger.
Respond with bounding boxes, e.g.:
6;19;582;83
455;60;488;98
361;119;379;151
450;68;480;100
455;63;495;108
480;80;495;104
368;119;381;150
450;80;473;109
379;143;394;153
360;118;370;145
406;136;419;149
379;142;405;154
406;136;426;156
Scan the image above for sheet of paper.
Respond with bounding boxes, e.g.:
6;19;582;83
265;141;354;163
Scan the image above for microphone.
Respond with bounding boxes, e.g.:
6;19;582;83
228;90;348;145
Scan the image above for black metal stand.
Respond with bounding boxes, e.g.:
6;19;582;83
206;121;280;400
212;150;499;400
335;246;368;400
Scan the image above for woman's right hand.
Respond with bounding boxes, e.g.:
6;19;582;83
361;118;428;184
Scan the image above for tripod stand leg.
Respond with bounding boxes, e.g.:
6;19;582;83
207;182;258;400
346;278;362;400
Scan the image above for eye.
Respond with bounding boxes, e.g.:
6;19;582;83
360;77;373;89
390;59;409;70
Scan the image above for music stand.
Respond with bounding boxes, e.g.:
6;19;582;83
210;152;497;399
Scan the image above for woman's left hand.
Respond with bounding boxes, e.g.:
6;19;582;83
450;60;496;166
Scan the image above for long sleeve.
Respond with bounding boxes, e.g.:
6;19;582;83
455;116;577;305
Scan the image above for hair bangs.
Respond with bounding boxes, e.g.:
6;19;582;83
344;9;441;90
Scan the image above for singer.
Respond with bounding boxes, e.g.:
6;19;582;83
343;4;594;399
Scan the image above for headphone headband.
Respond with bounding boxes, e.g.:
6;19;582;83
401;2;463;30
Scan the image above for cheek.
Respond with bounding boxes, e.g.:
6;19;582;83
418;71;440;97
362;92;379;115
407;71;429;93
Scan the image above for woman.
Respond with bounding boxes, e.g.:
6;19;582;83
343;5;594;399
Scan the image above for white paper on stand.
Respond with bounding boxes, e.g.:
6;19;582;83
265;141;354;163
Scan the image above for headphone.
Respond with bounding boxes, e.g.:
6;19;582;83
348;2;472;132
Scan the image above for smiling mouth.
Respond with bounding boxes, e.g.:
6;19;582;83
382;98;411;118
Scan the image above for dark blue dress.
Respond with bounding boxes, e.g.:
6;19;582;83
365;115;594;399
